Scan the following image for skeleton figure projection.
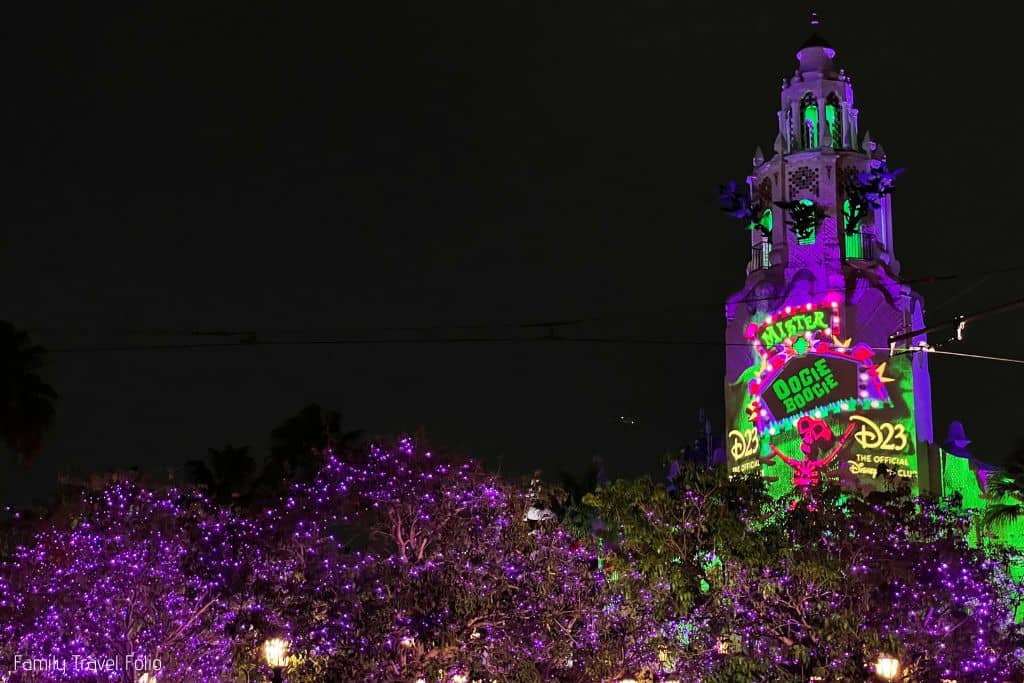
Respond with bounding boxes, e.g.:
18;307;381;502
771;416;857;487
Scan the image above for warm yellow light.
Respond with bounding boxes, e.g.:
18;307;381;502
451;675;468;683
138;675;156;683
875;654;900;680
263;637;290;669
400;636;415;648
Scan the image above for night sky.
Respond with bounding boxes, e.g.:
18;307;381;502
4;2;1023;506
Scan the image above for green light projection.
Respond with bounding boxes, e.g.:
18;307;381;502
943;455;1024;550
797;199;816;245
757;209;773;269
944;454;987;523
727;299;920;499
942;452;1024;621
825;101;840;149
802;100;819;149
843;199;863;259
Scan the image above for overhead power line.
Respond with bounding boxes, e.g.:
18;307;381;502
888;296;1024;345
47;335;746;354
883;347;1024;366
45;334;1024;369
925;349;1024;365
25;261;1024;343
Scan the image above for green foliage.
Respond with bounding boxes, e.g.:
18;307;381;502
984;458;1024;529
583;466;771;616
582;464;1023;681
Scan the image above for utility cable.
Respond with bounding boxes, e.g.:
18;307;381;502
882;346;1024;366
25;263;1024;342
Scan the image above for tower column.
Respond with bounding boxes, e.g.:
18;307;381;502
817;96;826;149
790;99;802;151
840;101;852;148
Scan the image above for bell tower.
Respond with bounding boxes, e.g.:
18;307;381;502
723;24;934;496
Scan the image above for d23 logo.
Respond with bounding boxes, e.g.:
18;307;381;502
728;428;759;460
850;415;908;452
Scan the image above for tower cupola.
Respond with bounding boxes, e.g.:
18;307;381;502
796;34;838;76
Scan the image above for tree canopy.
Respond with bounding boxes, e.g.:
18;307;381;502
2;439;1022;681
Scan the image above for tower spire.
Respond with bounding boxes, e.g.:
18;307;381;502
796;7;836;75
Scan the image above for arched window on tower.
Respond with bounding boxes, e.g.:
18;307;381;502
797;198;816;245
825;93;842;149
758;208;772;269
801;93;819;149
842;199;863;259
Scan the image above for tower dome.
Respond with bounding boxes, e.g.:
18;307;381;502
796;33;838;76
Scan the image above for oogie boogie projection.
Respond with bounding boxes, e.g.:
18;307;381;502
762;356;858;417
727;296;918;493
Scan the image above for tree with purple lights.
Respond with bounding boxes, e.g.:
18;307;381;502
714;488;1024;682
254;437;631;682
581;463;775;680
0;483;253;682
2;438;1023;682
581;460;1024;682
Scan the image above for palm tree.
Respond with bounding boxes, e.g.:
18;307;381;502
184;444;255;504
0;322;57;462
249;403;362;504
266;403;361;480
983;441;1024;529
555;458;603;537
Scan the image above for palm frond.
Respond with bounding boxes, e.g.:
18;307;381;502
984;502;1024;529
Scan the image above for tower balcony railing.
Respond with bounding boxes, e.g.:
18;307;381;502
749;240;772;272
749;234;885;272
843;233;880;261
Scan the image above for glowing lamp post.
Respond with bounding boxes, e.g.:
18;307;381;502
263;638;290;683
874;654;900;680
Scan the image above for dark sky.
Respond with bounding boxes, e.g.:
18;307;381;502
4;2;1023;505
